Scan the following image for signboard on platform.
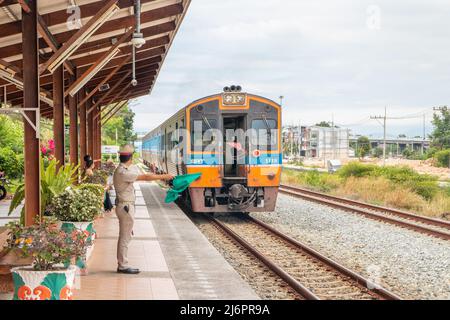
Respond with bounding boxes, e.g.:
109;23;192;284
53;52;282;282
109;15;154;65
102;145;120;154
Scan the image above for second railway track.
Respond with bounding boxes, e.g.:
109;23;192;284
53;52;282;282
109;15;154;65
280;184;450;241
207;214;401;300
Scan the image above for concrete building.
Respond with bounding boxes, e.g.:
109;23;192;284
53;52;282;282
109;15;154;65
282;125;350;160
303;126;350;159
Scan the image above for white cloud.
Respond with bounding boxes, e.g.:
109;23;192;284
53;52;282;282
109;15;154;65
133;0;450;138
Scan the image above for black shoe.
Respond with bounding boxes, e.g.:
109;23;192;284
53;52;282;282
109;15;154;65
117;267;140;274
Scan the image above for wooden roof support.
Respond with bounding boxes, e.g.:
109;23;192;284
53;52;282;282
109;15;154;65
102;100;129;125
66;27;134;97
39;0;120;75
96;101;121;121
97;81;132;110
0;0;158;37
87;71;131;115
21;0;40;226
77;55;132;107
37;15;75;75
90;73;153;102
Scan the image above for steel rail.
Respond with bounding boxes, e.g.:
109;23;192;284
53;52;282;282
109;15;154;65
281;184;450;229
208;216;319;300
247;215;401;300
280;185;450;241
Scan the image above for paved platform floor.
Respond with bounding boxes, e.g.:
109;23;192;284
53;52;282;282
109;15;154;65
1;182;258;300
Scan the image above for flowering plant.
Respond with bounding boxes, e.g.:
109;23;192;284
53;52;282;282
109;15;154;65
84;169;109;186
6;218;91;271
50;187;103;222
40;139;55;158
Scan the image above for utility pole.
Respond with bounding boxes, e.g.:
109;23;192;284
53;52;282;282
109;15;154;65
370;107;387;166
422;114;426;156
279;96;284;107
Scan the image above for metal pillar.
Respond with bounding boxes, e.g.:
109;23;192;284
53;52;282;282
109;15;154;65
68;72;78;169
79;88;87;169
53;65;65;167
22;0;41;226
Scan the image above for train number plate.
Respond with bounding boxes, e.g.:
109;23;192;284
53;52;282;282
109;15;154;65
222;93;247;106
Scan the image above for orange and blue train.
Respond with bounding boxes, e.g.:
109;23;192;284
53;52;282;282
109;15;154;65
142;86;282;213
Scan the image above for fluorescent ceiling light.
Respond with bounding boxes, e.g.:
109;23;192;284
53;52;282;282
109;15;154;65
0;69;23;90
44;2;120;74
68;47;121;97
0;69;53;107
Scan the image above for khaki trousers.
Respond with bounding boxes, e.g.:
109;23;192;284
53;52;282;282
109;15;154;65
116;202;135;269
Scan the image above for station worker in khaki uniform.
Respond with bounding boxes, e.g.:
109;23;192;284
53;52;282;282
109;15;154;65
113;145;173;274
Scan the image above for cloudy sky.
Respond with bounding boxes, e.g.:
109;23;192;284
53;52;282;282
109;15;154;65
131;0;450;139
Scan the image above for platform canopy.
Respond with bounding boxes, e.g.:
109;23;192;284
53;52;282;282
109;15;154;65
0;0;190;118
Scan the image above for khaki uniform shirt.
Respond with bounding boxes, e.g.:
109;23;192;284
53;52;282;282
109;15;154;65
113;163;140;203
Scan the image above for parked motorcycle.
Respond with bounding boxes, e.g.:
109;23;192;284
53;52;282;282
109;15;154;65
0;172;8;201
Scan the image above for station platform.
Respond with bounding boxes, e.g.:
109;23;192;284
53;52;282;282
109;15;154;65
0;182;258;300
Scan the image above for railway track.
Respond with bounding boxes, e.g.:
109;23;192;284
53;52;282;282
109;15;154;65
280;184;450;241
208;214;401;300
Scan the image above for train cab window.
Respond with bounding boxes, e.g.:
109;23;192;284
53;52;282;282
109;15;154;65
251;119;278;151
191;119;218;151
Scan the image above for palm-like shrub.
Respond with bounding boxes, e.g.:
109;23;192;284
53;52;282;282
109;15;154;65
9;158;78;223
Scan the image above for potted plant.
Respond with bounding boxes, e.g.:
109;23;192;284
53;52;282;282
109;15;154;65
50;185;103;271
6;218;90;300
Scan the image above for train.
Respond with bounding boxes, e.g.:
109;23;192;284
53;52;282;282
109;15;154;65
142;86;282;213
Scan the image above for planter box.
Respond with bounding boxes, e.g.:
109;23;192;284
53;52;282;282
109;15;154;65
11;265;77;300
58;221;96;270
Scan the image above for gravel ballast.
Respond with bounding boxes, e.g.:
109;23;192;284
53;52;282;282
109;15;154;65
251;194;450;300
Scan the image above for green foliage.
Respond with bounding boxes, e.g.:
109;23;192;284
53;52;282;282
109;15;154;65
8;159;78;221
0;115;24;153
433;149;450;168
430;107;450;149
51;188;103;222
337;162;439;200
76;183;105;199
356;136;371;158
0;147;24;179
315;121;331;127
338;161;378;178
372;147;383;158
102;105;137;146
284;169;341;192
84;169;109;185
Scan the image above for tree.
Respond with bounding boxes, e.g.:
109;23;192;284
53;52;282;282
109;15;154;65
356;136;371;159
373;147;383;158
102;105;137;146
0;115;24;153
315;121;331;128
430;107;450;149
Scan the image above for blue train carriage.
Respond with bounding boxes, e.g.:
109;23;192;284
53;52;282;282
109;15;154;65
142;86;282;213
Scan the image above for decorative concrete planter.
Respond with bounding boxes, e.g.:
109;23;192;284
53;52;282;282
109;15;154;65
11;265;76;300
58;221;96;270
